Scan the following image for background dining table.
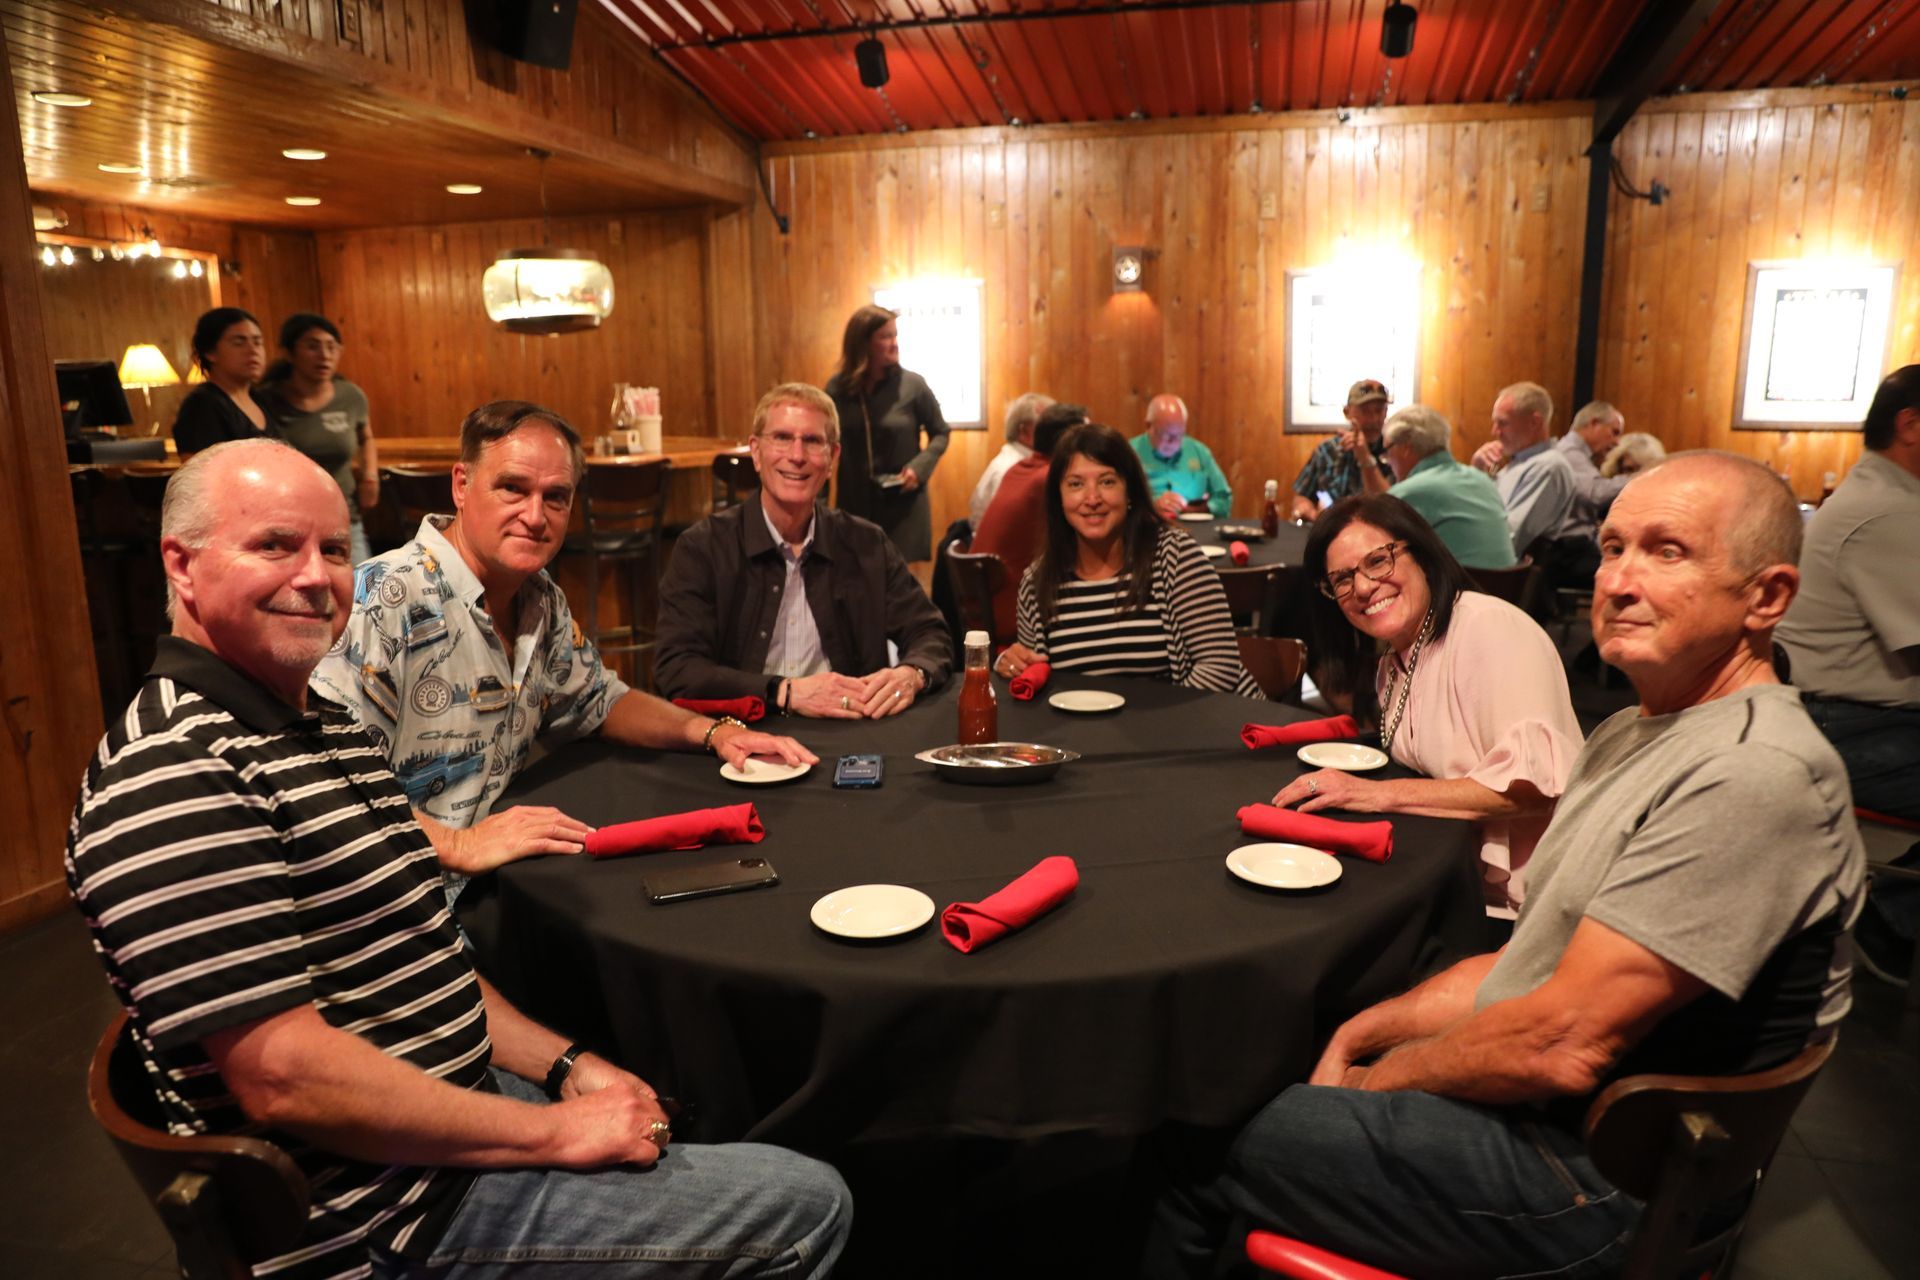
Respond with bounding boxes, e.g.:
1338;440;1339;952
457;673;1485;1152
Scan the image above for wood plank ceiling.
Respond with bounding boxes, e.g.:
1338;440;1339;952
5;0;699;228
603;0;1920;142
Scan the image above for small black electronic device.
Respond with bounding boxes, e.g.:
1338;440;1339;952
834;754;885;788
644;857;779;904
874;473;906;489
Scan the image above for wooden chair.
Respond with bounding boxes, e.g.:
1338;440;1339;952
1466;554;1538;609
1217;565;1279;636
382;465;456;535
943;540;1013;648
89;1011;309;1280
1238;636;1308;703
1856;808;1920;1004
710;449;758;512
1245;1037;1835;1280
571;459;672;687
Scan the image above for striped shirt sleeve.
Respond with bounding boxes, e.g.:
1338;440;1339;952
1157;532;1265;698
69;731;313;1050
1015;563;1049;659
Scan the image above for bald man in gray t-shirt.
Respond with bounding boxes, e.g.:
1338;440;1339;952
1144;453;1866;1280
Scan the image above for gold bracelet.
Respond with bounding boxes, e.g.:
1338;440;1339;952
702;715;746;753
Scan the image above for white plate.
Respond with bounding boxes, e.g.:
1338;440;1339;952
1200;544;1228;559
1048;689;1126;714
810;884;936;939
1296;742;1390;772
719;756;813;785
1178;511;1214;522
1226;843;1343;891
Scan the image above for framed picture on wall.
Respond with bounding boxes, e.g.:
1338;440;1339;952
871;278;986;429
1733;260;1900;430
1283;264;1420;433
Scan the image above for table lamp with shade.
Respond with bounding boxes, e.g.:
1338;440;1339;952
117;343;180;436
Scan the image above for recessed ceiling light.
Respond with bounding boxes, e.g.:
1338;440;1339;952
285;196;322;206
446;183;483;195
31;90;92;108
97;162;143;175
282;148;327;161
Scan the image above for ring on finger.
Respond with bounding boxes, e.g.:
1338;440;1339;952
839;695;850;711
1306;777;1319;794
647;1120;671;1144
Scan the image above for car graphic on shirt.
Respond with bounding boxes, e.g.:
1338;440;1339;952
395;745;487;805
402;603;448;652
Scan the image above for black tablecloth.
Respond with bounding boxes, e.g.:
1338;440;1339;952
459;675;1482;1148
1177;515;1309;570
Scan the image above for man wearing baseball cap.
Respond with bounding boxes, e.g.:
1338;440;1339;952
1290;378;1394;520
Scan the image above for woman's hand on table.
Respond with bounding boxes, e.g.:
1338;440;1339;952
1272;769;1387;814
855;665;922;718
895;467;922;493
994;643;1043;679
785;672;872;719
712;725;818;769
446;806;593;874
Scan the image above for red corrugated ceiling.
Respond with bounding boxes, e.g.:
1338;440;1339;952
593;0;1920;141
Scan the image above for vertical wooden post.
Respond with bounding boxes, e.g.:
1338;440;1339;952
0;24;107;932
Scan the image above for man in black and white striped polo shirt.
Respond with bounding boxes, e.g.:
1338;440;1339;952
68;440;849;1279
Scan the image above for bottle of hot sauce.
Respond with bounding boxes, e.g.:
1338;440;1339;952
958;629;998;744
1261;479;1281;538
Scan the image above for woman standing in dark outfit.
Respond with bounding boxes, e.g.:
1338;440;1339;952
171;307;270;452
825;305;949;565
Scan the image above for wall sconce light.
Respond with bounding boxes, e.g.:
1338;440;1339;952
1113;246;1145;293
855;36;889;89
1381;3;1417;58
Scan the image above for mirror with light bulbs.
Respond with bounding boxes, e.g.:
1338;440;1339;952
35;234;223;435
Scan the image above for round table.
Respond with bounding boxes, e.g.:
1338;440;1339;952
458;676;1483;1150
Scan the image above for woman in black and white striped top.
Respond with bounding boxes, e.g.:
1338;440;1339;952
1000;422;1262;697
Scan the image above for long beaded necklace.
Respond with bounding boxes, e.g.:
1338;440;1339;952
1379;606;1436;756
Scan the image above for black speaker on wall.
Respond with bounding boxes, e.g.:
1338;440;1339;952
495;0;577;70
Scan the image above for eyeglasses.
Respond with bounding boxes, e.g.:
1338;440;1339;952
1318;540;1408;600
758;430;833;457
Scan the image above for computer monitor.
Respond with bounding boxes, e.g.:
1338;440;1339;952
54;360;134;436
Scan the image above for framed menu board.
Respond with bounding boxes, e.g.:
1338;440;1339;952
1734;260;1900;430
871;278;985;429
1284;264;1421;432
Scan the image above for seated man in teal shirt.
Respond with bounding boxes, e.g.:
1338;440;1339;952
1361;404;1517;569
1131;393;1233;518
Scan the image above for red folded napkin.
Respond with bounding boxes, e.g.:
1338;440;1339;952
940;855;1080;953
671;696;766;723
1240;715;1362;751
1009;662;1052;701
585;804;766;859
1229;540;1251;566
1237;803;1393;863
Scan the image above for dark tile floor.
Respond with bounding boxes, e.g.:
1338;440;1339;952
6;666;1915;1278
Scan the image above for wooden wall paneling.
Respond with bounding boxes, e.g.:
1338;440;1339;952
0;23;104;930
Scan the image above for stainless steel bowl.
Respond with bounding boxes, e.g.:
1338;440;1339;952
914;742;1081;785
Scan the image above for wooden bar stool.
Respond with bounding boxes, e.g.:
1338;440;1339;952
571;459;672;688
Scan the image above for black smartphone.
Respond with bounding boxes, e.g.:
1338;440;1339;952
834;754;884;788
644;857;780;904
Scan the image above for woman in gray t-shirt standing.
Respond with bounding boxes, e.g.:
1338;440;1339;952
258;313;378;564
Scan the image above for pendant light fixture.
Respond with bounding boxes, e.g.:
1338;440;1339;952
482;148;613;335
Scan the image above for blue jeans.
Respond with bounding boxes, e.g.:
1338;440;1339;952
1803;695;1920;937
381;1070;851;1278
1142;1086;1639;1280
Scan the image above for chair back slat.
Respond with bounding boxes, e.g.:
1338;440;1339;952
582;459;672;541
711;451;758;512
89;1011;310;1275
1217;565;1279;635
944;541;1012;647
1237;636;1309;702
1465;554;1538;608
